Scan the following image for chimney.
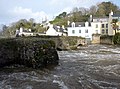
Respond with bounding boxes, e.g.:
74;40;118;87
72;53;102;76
85;22;89;27
67;21;70;26
62;25;65;29
110;10;113;15
19;27;23;33
71;22;75;27
90;15;93;22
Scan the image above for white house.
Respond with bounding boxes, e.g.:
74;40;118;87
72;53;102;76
16;27;33;36
91;17;109;35
91;11;120;36
108;10;120;35
46;24;67;36
67;22;93;40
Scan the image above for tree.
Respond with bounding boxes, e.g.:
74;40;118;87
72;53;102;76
59;12;67;18
50;12;68;26
55;12;67;19
79;7;89;15
71;7;82;22
29;18;35;23
112;19;119;34
89;5;97;15
97;1;119;16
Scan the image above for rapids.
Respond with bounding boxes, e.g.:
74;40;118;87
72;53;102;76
0;44;120;89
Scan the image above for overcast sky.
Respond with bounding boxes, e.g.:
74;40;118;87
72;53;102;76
0;0;120;25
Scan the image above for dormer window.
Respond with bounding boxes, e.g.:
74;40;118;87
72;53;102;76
71;22;75;27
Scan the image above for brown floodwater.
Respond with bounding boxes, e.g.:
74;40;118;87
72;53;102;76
0;44;120;89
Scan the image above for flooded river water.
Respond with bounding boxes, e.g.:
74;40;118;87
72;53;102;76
0;44;120;89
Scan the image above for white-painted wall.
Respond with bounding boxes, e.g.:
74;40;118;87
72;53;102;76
91;21;109;35
17;27;33;36
91;22;102;34
19;32;33;36
46;24;62;36
67;26;93;40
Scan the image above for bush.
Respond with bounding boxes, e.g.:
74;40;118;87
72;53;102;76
113;33;120;44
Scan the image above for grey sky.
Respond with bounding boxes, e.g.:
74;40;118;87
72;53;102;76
0;0;119;25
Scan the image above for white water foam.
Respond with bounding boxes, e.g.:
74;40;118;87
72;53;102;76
53;80;68;89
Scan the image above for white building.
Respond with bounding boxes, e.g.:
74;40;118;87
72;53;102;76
16;27;33;36
108;10;120;35
46;24;67;36
46;25;59;36
67;22;93;40
91;11;120;36
91;17;109;35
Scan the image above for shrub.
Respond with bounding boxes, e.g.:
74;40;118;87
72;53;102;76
113;33;120;44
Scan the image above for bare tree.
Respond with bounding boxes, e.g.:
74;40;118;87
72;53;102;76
89;5;97;15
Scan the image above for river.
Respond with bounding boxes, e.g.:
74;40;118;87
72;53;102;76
0;44;120;89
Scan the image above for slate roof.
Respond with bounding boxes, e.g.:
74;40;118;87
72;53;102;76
92;17;108;19
68;22;85;27
92;17;109;22
112;14;120;17
75;22;85;27
68;22;91;27
53;25;64;32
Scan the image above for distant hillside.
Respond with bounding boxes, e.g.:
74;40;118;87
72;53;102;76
50;1;120;26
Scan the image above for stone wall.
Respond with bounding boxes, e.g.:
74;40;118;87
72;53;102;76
100;35;114;44
34;36;86;50
0;37;59;68
92;34;101;44
59;36;86;50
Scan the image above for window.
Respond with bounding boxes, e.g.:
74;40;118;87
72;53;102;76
72;22;75;27
96;30;98;34
106;24;108;28
102;24;104;28
96;24;98;28
106;29;108;34
72;30;75;34
79;30;81;33
102;29;105;34
85;29;88;33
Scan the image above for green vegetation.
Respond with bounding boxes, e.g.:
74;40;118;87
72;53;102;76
50;1;120;26
100;34;120;45
96;2;119;16
0;18;47;37
112;19;119;34
113;33;120;44
50;12;68;26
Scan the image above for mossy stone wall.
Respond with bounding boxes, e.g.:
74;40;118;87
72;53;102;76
34;36;85;50
100;35;114;44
